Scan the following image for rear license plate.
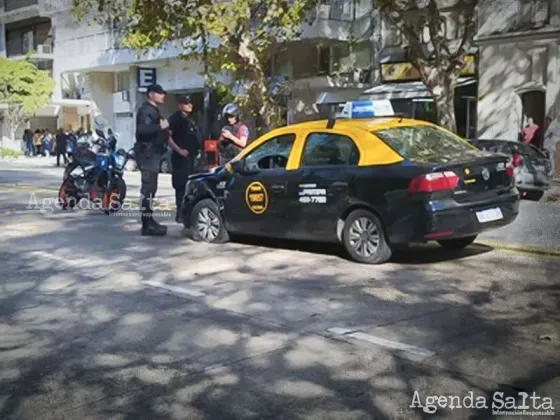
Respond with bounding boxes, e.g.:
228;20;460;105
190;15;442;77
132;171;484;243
534;165;545;171
476;207;503;223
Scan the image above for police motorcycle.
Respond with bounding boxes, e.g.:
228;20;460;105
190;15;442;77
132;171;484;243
58;117;132;214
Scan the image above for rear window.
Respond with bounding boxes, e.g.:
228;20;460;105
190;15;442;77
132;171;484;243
373;125;482;164
471;141;513;154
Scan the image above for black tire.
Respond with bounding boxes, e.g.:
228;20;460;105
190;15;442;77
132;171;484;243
525;190;544;201
190;198;229;243
58;178;77;210
437;235;477;250
103;178;127;214
342;209;392;264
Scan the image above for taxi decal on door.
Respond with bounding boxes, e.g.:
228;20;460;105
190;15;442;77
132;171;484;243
245;181;268;214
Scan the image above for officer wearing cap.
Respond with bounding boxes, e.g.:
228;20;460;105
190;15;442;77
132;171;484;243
168;94;203;223
134;83;169;236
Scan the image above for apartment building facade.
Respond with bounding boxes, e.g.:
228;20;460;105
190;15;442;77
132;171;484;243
475;0;560;147
0;0;96;141
16;0;377;150
360;0;479;138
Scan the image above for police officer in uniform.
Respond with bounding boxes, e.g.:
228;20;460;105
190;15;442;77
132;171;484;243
135;83;169;236
168;94;203;223
219;103;249;165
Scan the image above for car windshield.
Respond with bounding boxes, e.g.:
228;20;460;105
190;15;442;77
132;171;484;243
373;125;482;164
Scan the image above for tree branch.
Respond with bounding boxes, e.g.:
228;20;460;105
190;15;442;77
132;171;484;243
450;0;477;61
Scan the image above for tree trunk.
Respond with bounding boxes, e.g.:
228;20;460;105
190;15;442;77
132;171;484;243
426;72;457;133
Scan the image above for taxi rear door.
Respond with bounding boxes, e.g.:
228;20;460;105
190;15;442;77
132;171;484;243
285;131;360;241
222;133;297;236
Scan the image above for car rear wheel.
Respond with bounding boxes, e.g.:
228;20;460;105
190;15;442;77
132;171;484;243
342;210;392;264
437;235;477;250
190;199;229;243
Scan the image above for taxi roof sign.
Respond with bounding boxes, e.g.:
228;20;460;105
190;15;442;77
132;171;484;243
339;100;395;119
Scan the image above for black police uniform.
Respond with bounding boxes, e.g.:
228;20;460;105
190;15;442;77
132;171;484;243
134;84;169;236
168;99;203;222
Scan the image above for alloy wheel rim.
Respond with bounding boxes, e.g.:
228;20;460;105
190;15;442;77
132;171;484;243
196;207;220;241
348;217;380;257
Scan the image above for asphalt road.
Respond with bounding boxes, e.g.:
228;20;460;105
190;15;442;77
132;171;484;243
0;158;559;419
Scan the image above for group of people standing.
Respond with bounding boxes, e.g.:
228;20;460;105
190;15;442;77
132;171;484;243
134;83;249;236
23;128;79;167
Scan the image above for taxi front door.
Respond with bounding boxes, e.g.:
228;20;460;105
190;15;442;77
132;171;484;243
223;168;290;236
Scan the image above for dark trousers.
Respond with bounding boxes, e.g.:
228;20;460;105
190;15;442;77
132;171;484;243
56;150;68;166
135;144;162;221
172;156;194;210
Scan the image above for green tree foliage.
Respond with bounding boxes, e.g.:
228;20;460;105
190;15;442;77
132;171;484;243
0;57;55;139
72;0;319;134
374;0;477;132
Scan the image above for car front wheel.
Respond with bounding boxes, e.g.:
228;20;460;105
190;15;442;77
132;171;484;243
437;235;477;250
190;199;229;243
342;209;392;264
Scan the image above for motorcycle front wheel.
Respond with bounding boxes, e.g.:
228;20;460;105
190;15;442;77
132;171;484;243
102;177;127;214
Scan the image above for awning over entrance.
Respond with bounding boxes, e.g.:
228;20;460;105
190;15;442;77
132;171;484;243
361;77;477;100
34;105;61;118
316;90;363;104
34;99;93;118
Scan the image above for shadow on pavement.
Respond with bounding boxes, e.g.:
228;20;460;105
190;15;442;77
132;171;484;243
0;186;558;419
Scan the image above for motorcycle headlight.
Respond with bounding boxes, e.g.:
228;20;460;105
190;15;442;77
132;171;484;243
114;154;126;169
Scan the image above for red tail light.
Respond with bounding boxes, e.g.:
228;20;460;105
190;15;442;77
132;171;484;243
505;161;514;178
512;152;522;167
408;171;459;193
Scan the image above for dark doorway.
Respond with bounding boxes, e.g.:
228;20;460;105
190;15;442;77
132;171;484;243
521;90;546;148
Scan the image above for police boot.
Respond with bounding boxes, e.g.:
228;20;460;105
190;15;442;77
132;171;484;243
141;201;167;236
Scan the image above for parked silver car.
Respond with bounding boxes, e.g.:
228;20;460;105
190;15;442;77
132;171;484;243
469;139;552;201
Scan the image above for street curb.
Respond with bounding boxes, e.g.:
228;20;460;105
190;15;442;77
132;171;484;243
476;241;560;258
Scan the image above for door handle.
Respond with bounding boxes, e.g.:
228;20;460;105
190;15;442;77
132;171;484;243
271;184;285;192
332;181;348;188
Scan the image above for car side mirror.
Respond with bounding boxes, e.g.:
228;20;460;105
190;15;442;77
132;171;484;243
230;159;259;175
230;159;246;173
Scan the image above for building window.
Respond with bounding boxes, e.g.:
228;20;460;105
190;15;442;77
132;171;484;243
383;17;401;47
116;71;130;92
318;45;331;75
5;0;38;12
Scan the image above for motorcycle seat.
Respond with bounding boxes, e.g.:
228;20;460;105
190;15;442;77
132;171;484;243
75;148;97;161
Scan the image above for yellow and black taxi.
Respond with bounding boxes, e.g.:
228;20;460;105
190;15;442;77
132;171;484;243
180;101;520;264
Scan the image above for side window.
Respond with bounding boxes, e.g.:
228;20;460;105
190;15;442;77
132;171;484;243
244;134;296;170
301;132;360;167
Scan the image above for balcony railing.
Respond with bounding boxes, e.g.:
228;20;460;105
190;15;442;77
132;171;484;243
5;0;38;12
308;0;372;22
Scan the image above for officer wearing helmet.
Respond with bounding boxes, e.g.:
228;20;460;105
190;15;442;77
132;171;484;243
219;103;249;165
134;83;169;236
168;94;203;223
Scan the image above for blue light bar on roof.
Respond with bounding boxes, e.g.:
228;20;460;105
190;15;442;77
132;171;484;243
340;100;395;119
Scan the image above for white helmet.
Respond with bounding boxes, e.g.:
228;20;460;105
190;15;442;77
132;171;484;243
222;103;241;120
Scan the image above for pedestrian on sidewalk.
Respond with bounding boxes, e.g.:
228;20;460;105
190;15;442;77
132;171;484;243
168;94;203;223
55;129;68;167
43;130;53;156
33;130;42;156
23;129;34;156
134;83;169;236
218;103;249;165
